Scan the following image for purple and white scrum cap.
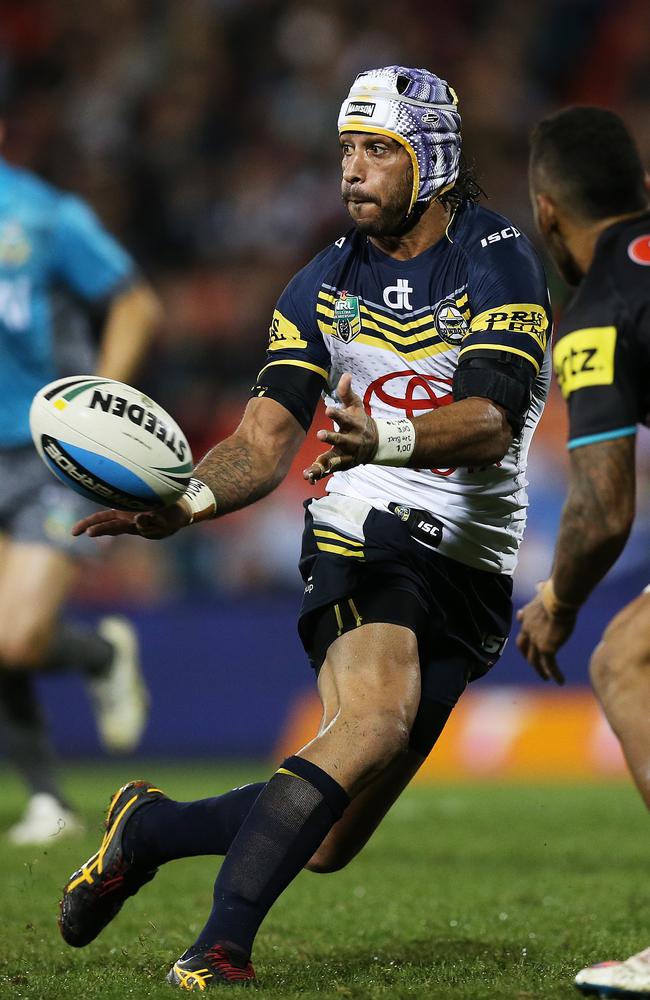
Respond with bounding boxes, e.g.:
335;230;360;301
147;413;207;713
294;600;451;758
338;66;462;214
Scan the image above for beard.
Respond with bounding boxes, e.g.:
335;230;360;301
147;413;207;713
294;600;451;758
342;170;414;237
546;227;584;286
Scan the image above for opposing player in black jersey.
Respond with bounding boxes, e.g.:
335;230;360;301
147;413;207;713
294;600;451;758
59;66;551;989
518;106;650;998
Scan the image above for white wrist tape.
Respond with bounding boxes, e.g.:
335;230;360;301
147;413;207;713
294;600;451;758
177;478;217;524
372;418;416;466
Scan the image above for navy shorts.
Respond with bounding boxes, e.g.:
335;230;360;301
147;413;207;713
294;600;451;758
297;494;513;755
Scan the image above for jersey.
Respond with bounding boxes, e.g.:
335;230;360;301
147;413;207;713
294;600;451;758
0;157;135;448
552;211;650;451
255;200;552;575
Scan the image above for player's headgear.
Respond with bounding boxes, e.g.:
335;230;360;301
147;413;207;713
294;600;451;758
338;66;462;216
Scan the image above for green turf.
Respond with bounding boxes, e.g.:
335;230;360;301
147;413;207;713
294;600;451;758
0;762;647;999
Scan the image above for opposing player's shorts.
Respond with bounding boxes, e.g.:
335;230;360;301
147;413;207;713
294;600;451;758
0;445;98;556
298;494;513;755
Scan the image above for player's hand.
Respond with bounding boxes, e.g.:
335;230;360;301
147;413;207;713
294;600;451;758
303;373;378;483
72;503;190;540
516;587;576;685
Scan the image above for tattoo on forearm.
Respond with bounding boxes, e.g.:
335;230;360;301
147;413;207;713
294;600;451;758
553;436;635;604
194;437;276;516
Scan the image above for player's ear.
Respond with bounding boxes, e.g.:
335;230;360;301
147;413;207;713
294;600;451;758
534;192;558;236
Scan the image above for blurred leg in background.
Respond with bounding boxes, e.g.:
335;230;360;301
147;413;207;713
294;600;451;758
0;474;149;846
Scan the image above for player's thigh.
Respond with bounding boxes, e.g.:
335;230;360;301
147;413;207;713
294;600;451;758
0;542;77;665
319;619;421;721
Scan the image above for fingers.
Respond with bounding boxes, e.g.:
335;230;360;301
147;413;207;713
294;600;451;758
336;371;354;405
516;627;566;686
303;450;342;483
71;510;138;537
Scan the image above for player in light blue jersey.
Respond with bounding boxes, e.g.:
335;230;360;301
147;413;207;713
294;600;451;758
0;115;162;845
61;67;550;987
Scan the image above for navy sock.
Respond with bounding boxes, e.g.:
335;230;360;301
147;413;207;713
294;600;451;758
190;755;350;958
122;783;265;866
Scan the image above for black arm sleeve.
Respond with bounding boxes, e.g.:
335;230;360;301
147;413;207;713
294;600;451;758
250;363;325;431
453;352;536;436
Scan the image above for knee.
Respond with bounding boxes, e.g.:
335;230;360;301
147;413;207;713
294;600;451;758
0;628;46;670
305;832;360;874
306;845;352;875
589;635;650;700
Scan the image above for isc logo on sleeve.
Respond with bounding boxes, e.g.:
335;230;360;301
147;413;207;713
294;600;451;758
553;326;617;398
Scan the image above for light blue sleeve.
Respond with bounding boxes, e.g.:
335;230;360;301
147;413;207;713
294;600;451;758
52;194;136;301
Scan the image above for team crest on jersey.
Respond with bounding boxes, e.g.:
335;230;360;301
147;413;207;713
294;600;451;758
333;291;361;343
0;222;31;266
391;504;412;522
434;299;467;345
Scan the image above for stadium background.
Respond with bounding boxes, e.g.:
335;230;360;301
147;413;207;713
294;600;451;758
1;0;649;775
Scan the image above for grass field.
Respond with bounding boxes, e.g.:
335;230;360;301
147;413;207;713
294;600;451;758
1;762;647;1000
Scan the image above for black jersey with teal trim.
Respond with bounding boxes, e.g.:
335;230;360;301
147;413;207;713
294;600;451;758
552;211;650;451
254;200;552;575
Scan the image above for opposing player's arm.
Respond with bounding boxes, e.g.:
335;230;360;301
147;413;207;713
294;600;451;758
516;435;635;685
517;318;639;683
548;435;635;606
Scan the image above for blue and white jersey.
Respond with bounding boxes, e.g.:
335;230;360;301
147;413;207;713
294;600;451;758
255;201;552;574
0;157;135;448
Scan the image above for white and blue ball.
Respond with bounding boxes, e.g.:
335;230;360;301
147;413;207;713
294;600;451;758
29;375;193;511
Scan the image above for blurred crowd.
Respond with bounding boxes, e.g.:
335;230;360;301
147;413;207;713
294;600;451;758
1;0;649;603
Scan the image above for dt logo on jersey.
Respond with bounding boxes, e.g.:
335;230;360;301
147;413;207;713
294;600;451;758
333;291;361;343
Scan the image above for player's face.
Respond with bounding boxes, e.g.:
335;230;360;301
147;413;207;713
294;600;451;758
340;133;413;236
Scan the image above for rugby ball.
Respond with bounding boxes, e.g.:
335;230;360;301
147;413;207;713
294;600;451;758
29;375;193;511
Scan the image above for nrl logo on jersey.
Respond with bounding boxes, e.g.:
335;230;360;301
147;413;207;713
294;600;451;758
333;291;361;343
434;299;468;345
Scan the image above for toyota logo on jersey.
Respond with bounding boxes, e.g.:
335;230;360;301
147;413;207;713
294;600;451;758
363;370;455;476
362;369;454;419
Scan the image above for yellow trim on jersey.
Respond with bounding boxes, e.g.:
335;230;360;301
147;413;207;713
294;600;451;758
319;291;438;335
334;603;344;635
276;767;309;782
553;326;617;399
268;309;308;351
316;541;365;559
317;318;454;361
469;303;549;351
339;124;420;214
313;528;363;547
458;342;541;373
257;359;329;382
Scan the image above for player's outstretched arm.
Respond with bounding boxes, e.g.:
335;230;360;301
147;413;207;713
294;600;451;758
304;372;511;482
73;396;306;539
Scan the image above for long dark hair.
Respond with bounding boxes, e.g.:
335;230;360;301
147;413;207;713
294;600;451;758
439;156;485;211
